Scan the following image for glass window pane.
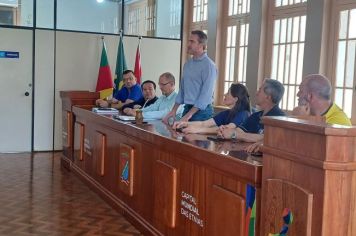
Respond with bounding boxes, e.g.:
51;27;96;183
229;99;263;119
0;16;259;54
344;89;353;118
288;85;295;110
339;10;348;39
349;9;356;38
231;26;237;47
285;44;291;84
287;18;292;43
276;0;282;7
238;47;244;82
292;16;300;42
36;0;54;28
299;15;306;41
240;24;245;46
274;20;280;44
280;18;287;43
290;44;298;84
335;88;344;109
278;45;285;83
124;0;182;39
271;45;279;80
58;0;121;34
0;0;33;27
336;41;346;87
345;40;355;87
296;43;304;84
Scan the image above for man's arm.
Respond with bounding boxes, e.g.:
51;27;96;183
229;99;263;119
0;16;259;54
218;126;263;143
163;103;180;124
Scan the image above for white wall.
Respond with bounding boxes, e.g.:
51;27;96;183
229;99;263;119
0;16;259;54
34;29;55;151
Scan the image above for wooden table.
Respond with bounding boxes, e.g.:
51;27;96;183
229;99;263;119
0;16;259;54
61;92;262;236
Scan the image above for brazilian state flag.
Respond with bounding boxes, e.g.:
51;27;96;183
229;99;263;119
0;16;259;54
96;41;113;99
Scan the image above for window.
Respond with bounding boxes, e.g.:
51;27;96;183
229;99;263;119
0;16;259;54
36;0;54;29
222;0;250;96
124;0;182;39
190;0;208;33
331;2;356;121
57;0;121;34
266;0;307;110
0;0;33;27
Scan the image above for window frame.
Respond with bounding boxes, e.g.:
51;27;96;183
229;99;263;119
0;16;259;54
264;1;307;111
327;0;356;123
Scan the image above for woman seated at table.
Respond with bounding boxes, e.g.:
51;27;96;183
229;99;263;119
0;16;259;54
174;83;251;134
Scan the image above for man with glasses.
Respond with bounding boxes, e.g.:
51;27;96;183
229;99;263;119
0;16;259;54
163;30;217;124
123;72;182;119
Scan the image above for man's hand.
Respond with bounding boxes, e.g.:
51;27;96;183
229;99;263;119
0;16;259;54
245;141;263;153
123;108;136;116
96;99;109;107
163;110;176;125
292;104;310;116
172;121;188;129
217;126;235;139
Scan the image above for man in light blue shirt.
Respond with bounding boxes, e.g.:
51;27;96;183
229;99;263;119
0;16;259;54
163;30;217;124
123;72;182;119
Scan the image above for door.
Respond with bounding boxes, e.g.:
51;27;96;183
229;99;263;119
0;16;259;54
0;28;33;152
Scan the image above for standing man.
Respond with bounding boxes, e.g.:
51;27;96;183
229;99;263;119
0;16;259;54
163;30;217;124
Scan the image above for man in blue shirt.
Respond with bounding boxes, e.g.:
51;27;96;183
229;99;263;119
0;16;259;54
163;30;217;123
218;78;285;142
96;70;143;109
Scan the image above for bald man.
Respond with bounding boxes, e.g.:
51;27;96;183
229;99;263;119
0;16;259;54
293;74;351;126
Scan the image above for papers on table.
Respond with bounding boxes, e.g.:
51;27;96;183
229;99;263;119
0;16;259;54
92;107;118;115
115;115;136;121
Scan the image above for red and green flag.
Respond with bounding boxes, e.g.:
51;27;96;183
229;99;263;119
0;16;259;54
96;41;113;99
134;39;142;84
114;34;127;94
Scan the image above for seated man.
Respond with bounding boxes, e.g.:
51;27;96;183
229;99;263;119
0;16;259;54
247;74;352;154
218;78;285;143
96;70;143;109
122;80;158;110
293;74;351;126
123;72;182;119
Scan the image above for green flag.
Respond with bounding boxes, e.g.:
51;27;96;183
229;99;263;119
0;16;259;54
114;34;127;95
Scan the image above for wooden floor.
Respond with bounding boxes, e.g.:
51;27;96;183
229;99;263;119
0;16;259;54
0;152;141;236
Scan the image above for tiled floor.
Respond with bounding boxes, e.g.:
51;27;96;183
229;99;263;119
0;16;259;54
0;152;141;236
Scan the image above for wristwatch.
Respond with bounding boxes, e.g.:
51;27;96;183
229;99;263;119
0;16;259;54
231;130;237;140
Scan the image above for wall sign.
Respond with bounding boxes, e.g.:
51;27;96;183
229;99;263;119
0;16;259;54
0;51;19;58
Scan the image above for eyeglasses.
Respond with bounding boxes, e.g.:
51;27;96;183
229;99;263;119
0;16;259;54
159;82;171;86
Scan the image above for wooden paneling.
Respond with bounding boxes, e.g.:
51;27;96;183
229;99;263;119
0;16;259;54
73;122;84;168
263;179;313;236
262;116;356;236
64;105;262;236
95;131;106;177
207;184;245;236
153;160;177;228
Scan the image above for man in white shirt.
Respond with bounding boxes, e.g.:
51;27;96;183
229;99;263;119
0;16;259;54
123;72;182;119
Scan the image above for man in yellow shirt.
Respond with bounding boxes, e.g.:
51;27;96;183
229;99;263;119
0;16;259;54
293;74;351;126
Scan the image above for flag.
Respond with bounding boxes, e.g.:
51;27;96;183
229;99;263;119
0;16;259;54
134;40;142;84
114;34;127;94
96;41;114;99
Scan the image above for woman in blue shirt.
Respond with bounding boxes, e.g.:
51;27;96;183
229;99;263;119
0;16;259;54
174;83;250;134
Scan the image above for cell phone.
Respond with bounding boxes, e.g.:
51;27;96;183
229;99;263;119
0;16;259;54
131;121;148;124
175;127;184;132
207;136;225;142
251;151;263;157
